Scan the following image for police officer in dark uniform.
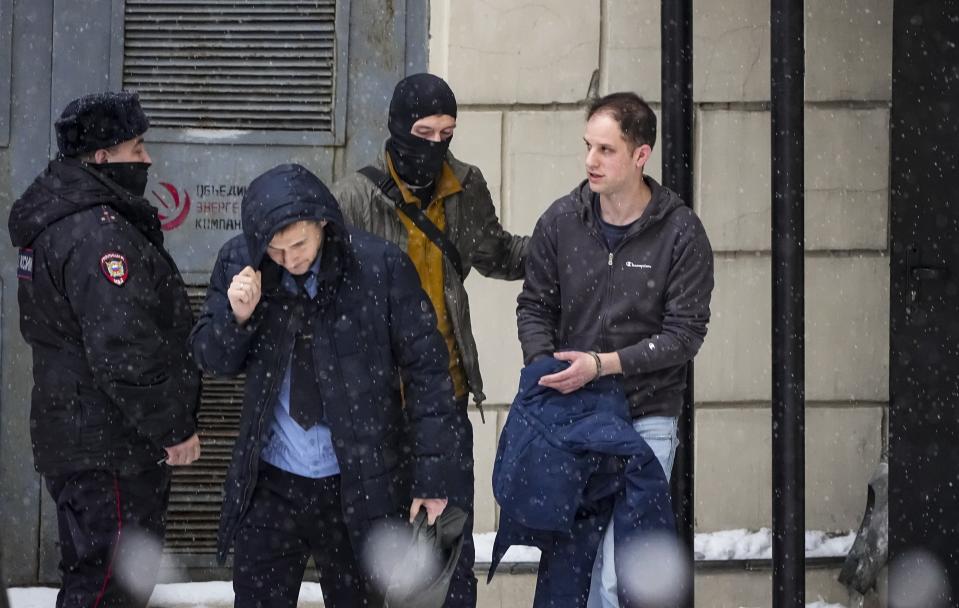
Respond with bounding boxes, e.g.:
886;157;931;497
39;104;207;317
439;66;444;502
8;92;201;608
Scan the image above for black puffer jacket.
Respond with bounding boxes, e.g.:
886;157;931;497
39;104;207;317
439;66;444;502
188;164;458;563
8;158;199;476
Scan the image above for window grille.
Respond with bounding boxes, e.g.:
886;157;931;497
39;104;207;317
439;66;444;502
164;287;245;554
122;0;338;133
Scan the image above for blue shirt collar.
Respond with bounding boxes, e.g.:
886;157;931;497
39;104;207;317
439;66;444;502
281;249;323;297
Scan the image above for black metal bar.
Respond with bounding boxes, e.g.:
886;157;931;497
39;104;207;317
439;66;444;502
770;0;805;607
661;1;694;605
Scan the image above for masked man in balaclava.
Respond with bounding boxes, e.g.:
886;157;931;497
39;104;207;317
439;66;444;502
333;73;529;607
8;91;201;608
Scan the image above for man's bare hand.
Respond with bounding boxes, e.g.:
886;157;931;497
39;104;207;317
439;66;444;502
538;351;598;394
410;497;448;525
164;433;201;466
227;266;262;325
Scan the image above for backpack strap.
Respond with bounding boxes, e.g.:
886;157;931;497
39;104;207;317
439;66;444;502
358;165;464;281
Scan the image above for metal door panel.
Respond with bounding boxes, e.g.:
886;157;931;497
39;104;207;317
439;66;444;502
889;2;959;605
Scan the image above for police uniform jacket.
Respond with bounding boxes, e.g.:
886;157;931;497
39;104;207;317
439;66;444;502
8;158;199;476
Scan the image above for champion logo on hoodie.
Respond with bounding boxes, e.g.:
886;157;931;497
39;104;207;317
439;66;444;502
625;261;652;269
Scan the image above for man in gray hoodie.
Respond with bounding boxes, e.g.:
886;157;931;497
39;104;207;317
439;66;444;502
516;92;714;607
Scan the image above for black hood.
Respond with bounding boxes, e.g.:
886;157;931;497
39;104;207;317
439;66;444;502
241;163;346;269
9;158;158;248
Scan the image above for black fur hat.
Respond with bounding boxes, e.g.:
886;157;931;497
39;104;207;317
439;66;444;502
55;91;150;157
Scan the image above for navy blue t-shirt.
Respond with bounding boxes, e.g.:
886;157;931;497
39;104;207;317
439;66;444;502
593;195;637;251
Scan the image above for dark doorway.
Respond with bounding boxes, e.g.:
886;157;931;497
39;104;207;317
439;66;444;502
889;1;959;606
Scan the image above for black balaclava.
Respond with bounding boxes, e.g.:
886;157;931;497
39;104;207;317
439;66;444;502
385;73;458;188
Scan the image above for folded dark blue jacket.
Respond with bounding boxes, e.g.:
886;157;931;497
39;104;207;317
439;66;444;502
489;358;676;607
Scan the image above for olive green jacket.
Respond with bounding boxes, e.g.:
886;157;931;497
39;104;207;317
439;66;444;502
332;150;528;404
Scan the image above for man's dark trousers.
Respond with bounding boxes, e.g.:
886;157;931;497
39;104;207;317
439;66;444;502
45;466;171;608
232;463;377;608
445;401;477;607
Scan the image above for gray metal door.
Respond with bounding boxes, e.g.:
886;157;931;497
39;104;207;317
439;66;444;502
889;1;959;606
0;0;428;584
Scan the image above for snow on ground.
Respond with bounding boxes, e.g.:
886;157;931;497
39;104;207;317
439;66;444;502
5;588;56;608
473;532;543;563
6;586;849;608
7;582;326;608
692;528;856;561
152;581;325;606
7;530;855;607
475;528;856;563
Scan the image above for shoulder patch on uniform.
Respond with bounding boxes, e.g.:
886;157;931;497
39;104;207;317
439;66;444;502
17;248;33;281
100;252;129;286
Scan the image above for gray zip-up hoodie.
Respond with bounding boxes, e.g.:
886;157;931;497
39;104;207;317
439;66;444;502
516;177;714;419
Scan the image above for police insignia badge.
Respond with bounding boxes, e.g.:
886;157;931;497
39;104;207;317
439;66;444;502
100;252;129;286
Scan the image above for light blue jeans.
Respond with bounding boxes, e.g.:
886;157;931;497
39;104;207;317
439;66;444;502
586;416;680;608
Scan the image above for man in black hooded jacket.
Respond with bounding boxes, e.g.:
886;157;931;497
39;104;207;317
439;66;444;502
8;91;201;608
190;164;459;607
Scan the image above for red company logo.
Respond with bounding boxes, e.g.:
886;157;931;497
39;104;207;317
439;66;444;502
152;182;192;231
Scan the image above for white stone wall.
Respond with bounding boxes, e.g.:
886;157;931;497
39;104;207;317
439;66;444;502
430;0;892;535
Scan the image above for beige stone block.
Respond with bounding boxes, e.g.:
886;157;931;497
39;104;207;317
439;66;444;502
471;408;499;533
602;0;661;101
697;108;890;252
695;406;884;532
444;0;600;104
697;254;889;402
694;0;770;102
477;570;537;607
694;0;892;102
806;0;893;101
806;107;889;250
504;110;587;234
695;110;770;252
599;0;892;104
450;111;503;213
696;254;771;403
465;273;525;406
428;0;451;76
805;406;886;531
695;567;850;607
695;407;770;530
805;255;889;402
